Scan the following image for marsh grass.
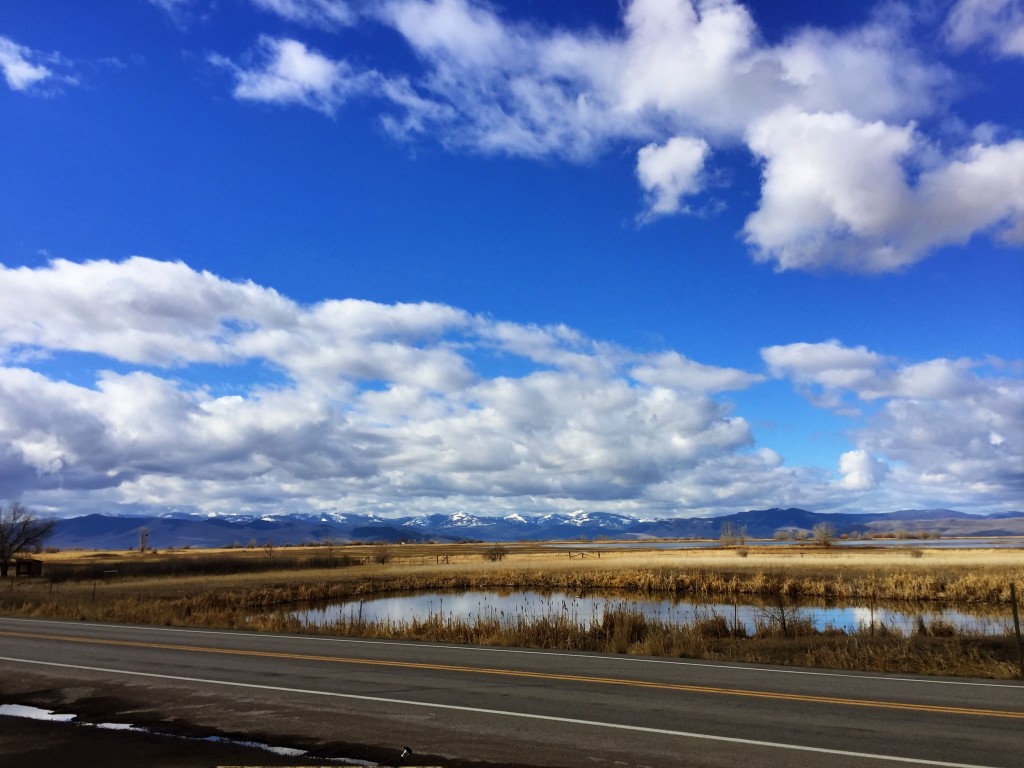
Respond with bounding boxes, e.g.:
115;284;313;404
241;604;1020;679
5;545;1023;678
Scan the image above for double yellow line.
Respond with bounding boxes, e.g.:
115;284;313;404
2;629;1021;720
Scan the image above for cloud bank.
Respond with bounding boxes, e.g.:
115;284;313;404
1;258;1019;518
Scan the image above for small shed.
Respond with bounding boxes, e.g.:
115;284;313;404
14;558;43;577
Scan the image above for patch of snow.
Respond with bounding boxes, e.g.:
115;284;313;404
1;704;373;764
0;704;76;722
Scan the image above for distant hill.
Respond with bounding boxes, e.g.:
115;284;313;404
45;507;1024;550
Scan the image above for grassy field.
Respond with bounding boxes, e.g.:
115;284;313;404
4;541;1023;679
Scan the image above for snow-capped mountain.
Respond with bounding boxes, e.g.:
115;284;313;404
45;507;1024;550
403;512;492;530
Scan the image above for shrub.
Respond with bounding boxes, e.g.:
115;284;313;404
482;545;509;562
371;543;392;565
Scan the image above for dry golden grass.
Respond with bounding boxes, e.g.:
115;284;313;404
6;542;1023;679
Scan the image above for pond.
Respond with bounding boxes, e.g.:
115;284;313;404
287;589;1015;636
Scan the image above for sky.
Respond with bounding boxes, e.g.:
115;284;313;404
0;0;1021;521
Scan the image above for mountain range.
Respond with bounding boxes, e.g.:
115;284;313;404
46;508;1024;550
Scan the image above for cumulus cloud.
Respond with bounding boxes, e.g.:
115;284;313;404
207;0;1019;272
838;449;889;491
631;351;763;393
945;0;1024;58
744;112;1024;271
0;257;292;365
0;257;783;516
210;36;380;115
762;339;886;394
764;340;1023;506
0;35;53;91
3;259;1016;515
636;136;710;218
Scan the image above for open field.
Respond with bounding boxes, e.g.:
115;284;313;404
3;542;1023;678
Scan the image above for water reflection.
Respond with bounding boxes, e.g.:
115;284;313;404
290;589;1012;635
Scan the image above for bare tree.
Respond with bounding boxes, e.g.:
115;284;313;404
758;595;807;639
138;526;150;553
719;521;746;546
371;543;392;564
0;502;56;577
812;522;836;547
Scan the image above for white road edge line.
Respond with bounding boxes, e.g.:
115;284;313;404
0;655;1001;768
1;616;1017;689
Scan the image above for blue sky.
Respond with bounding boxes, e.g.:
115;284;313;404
0;0;1021;520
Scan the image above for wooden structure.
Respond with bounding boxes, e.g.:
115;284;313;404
14;558;43;577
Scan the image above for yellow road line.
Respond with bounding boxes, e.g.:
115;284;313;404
2;629;1021;720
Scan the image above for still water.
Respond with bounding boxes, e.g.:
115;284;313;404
289;589;1013;636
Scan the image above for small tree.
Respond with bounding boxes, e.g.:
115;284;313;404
138;526;150;553
0;502;56;577
263;540;275;562
812;522;836;547
371;543;392;564
482;544;508;562
720;521;746;546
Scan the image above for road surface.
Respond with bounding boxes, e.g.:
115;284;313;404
1;616;1021;767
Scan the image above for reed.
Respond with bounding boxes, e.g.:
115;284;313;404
5;545;1022;678
242;605;1021;679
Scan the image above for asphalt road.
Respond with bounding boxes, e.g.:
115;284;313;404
1;616;1021;768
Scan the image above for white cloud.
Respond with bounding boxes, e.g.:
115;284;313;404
636;136;710;218
204;1;1019;272
369;1;1008;271
744;109;916;271
764;340;1024;507
251;0;353;29
0;35;53;91
945;0;1024;58
838;449;889;491
776;13;948;122
762;340;886;392
744;110;1024;271
0;257;788;516
145;0;194;25
0;257;292;365
3;259;1016;516
211;36;379;115
630;351;763;393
